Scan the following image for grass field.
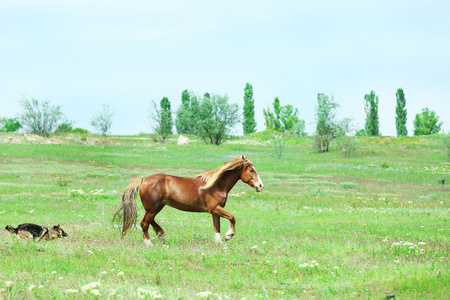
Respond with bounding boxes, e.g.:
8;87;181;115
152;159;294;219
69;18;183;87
0;133;448;299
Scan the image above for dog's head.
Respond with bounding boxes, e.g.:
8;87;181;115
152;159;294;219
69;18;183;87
51;225;68;239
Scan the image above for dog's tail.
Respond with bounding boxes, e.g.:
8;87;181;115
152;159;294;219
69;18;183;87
5;225;18;234
113;178;143;238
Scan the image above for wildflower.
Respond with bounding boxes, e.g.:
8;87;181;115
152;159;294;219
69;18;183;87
197;291;212;298
29;285;36;291
5;281;14;288
91;289;101;296
250;245;258;250
418;242;426;245
137;288;162;298
273;270;278;274
101;271;107;275
420;249;425;254
334;266;339;269
117;271;124;277
29;210;34;213
65;289;79;294
81;282;100;291
51;271;57;274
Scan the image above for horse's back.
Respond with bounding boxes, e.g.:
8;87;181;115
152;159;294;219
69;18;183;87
140;174;207;212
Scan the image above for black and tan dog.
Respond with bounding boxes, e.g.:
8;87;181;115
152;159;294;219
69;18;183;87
5;223;68;241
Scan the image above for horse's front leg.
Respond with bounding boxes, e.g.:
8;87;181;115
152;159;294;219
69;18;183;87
212;215;222;243
212;206;236;241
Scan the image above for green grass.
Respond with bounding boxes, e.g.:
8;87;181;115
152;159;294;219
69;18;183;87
0;133;449;299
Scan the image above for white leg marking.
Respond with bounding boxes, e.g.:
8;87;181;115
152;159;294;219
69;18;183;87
144;239;153;246
225;228;234;241
214;233;222;243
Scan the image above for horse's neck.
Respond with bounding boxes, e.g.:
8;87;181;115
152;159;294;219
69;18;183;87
217;169;241;193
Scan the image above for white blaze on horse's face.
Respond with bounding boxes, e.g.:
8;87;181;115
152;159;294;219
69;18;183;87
243;165;264;192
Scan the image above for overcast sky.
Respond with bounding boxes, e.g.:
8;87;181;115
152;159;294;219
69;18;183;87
1;0;449;136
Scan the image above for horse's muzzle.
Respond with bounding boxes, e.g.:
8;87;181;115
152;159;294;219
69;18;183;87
255;184;264;192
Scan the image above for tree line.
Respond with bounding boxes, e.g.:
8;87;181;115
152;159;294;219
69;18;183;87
0;85;444;149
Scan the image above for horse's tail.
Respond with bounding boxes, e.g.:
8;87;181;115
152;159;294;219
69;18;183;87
113;178;143;238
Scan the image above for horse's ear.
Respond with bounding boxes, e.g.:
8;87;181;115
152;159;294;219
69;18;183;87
241;155;248;160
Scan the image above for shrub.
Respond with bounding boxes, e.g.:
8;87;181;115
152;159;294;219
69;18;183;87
337;136;359;156
0;117;22;133
340;182;356;189
272;135;287;158
18;98;64;137
90;104;113;136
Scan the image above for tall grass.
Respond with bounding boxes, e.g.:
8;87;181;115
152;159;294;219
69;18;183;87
0;133;448;299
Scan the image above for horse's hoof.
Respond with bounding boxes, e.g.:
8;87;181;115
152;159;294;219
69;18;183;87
214;233;222;243
144;239;153;246
224;234;233;241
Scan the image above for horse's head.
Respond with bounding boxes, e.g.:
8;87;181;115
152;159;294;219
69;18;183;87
241;163;264;192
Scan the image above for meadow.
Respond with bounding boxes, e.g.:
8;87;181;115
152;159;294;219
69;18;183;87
0;133;448;299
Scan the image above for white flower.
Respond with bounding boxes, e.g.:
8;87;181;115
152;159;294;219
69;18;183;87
117;271;124;277
197;291;212;298
28;285;36;291
273;270;277;274
100;271;107;275
81;282;100;291
91;289;101;296
137;288;162;298
334;266;339;269
5;281;14;288
65;289;79;294
418;242;426;245
51;271;57;274
250;245;258;250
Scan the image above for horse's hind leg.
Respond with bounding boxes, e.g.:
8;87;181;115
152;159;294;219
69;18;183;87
140;204;165;246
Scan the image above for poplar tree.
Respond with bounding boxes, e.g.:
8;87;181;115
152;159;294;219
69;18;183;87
242;83;257;134
364;91;380;136
151;97;173;142
175;90;191;134
395;88;408;136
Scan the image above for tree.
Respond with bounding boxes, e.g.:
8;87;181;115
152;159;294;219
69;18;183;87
280;105;300;133
175;89;191;134
315;93;351;152
413;108;442;136
0;117;22;133
242;83;257;134
90;103;113;136
395;88;408;136
364;91;380;136
195;94;240;145
151;97;173;143
263;98;302;133
19;97;64;137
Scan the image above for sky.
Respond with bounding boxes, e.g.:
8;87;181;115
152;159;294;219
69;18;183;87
1;0;449;136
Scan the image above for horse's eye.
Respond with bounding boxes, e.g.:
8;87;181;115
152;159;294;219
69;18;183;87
250;169;254;173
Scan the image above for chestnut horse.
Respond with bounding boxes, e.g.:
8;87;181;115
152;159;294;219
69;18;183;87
113;155;264;245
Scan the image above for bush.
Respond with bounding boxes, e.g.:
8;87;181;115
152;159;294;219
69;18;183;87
18;98;64;137
442;133;450;160
340;182;356;189
90;104;113;136
0;117;22;133
337;136;359;156
54;119;75;135
272;135;287;158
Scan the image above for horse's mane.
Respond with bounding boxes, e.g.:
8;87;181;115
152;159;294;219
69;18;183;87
198;155;253;190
